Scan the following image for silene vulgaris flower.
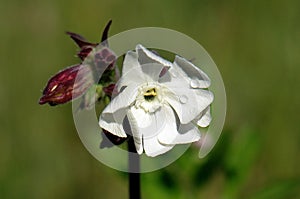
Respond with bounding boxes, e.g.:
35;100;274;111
99;44;214;157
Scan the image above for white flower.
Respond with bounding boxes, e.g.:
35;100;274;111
99;44;213;157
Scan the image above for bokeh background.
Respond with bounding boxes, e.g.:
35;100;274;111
1;0;300;198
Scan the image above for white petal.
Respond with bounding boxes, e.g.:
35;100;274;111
122;51;139;74
130;106;163;139
136;44;173;67
197;106;212;127
154;106;180;144
127;107;143;154
174;55;211;88
129;105;175;157
141;105;175;157
103;84;138;114
99;108;127;138
136;44;173;81
140;63;167;82
173;123;201;144
127;105;166;155
151;105;177;144
163;74;214;124
99;85;138;138
118;51;144;90
143;135;174;157
130;107;152;128
157;106;201;145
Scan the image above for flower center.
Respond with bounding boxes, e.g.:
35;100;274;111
135;83;165;113
143;88;157;101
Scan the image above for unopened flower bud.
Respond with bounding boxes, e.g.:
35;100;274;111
39;64;94;106
66;31;98;60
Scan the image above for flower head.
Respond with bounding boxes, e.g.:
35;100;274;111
99;44;213;157
39;20;117;107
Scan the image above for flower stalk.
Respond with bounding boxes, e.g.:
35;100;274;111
128;137;141;199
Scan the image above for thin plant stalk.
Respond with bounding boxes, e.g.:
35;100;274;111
128;137;141;199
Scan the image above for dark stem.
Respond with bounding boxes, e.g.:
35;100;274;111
128;137;141;199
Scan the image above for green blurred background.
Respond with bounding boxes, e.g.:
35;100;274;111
1;0;300;198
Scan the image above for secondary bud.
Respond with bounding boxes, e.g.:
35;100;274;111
39;64;94;106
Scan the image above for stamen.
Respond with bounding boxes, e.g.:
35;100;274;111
144;88;157;101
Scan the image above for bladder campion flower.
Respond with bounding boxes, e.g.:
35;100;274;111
99;44;214;157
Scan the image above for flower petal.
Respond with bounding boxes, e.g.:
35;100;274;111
99;108;127;138
163;73;214;124
136;44;173;68
136;44;172;81
172;123;201;144
122;51;140;75
149;105;177;139
174;55;211;88
118;51;144;90
99;85;138;138
127;107;144;154
140;107;175;156
140;63;167;82
103;84;138;114
128;104;167;154
143;134;174;157
158;106;201;145
120;45;171;89
129;105;175;157
197;106;212;127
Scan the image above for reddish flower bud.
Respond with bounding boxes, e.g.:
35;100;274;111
66;31;97;60
66;20;112;60
39;64;94;106
66;31;97;48
39;20;116;107
77;47;94;60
